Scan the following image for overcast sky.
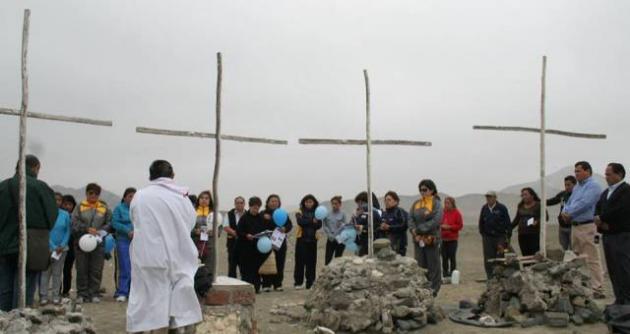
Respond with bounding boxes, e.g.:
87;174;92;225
1;0;628;206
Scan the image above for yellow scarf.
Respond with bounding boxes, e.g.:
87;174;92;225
196;206;211;217
79;200;107;214
414;196;434;213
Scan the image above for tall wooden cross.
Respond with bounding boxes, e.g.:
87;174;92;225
2;10;113;308
299;70;432;257
135;53;288;282
473;56;606;258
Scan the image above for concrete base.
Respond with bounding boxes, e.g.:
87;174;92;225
196;276;257;334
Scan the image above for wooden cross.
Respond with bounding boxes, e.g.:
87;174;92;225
299;70;432;257
135;53;288;282
473;56;606;258
2;10;113;308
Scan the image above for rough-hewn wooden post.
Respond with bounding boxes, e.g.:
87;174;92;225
539;56;547;258
17;8;30;309
364;69;374;257
212;52;222;282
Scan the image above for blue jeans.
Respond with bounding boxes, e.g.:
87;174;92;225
0;254;39;311
114;239;131;297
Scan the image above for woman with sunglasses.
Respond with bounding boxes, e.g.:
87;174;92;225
409;179;443;296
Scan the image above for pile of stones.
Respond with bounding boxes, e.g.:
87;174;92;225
304;239;443;333
475;255;603;328
0;299;95;334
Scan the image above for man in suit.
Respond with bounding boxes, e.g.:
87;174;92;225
595;162;630;305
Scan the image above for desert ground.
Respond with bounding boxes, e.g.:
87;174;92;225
79;223;611;333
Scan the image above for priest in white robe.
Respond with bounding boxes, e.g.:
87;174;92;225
127;160;202;333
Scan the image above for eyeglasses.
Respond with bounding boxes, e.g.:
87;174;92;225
419;188;430;193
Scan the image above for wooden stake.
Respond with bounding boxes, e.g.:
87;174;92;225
135;127;287;145
0;108;112;127
364;69;374;257
472;125;605;139
212;53;222;283
540;56;547;258
17;9;30;309
298;138;431;146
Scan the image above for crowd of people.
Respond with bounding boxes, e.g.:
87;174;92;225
1;156;629;333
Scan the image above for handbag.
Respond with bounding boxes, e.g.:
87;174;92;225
26;228;51;271
258;252;277;275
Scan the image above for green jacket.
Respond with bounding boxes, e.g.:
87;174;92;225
0;170;58;256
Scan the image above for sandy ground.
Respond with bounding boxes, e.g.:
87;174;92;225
82;225;611;333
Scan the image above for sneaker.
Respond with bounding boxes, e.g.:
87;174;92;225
274;286;284;292
40;298;49;306
115;296;127;303
91;297;101;304
294;285;304;290
52;298;61;305
262;287;272;293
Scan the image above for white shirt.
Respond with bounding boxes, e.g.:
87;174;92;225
607;180;625;200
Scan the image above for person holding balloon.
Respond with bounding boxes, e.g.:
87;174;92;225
381;191;409;256
352;192;383;256
236;196;274;293
71;183;112;303
260;194;293;292
294;194;323;290
112;187;136;303
324;195;346;265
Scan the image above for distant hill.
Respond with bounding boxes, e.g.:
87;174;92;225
52;185;121;208
500;165;606;195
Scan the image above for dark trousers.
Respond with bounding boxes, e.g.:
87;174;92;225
0;254;39;311
227;239;240;279
325;239;345;265
75;244;105;299
294;239;317;288
240;244;264;293
603;233;630;304
61;239;75;295
358;234;369;256
518;233;540;256
559;226;572;251
482;234;505;279
261;242;287;289
441;240;458;277
389;234;406;256
414;243;441;296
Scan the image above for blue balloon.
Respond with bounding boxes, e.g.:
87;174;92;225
103;235;116;254
272;208;288;227
345;241;358;253
257;236;272;254
315;206;328;220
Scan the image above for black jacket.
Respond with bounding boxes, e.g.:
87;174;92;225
547;190;572;228
479;202;511;237
596;182;630;234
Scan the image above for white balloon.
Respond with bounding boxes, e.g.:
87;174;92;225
206;212;224;226
79;234;98;253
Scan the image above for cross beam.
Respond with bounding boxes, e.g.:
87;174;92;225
472;125;606;139
136;126;288;145
473;56;606;258
0;108;112;127
298;70;432;257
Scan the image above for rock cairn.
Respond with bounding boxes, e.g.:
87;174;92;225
304;239;442;333
475;256;603;328
0;300;95;334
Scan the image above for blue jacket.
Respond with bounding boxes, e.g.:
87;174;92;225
49;209;71;251
113;203;133;241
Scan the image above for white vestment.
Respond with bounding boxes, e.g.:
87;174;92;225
126;178;202;332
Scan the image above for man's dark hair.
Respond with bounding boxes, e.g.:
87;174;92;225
575;161;593;174
248;196;262;207
86;183;102;195
608;163;626;179
564;175;577;184
149;160;174;181
16;154;40;172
